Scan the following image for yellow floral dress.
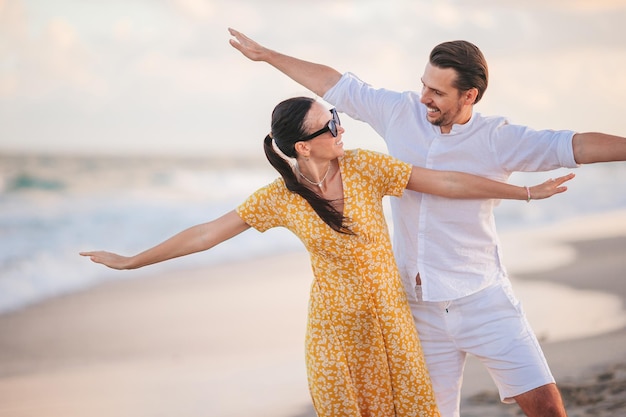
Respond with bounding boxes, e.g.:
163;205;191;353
236;149;439;417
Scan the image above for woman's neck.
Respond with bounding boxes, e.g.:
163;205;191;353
295;159;332;189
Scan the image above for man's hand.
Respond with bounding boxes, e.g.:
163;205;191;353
228;28;270;62
227;27;342;97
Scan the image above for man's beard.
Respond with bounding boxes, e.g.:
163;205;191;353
427;101;463;128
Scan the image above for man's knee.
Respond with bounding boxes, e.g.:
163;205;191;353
514;383;567;417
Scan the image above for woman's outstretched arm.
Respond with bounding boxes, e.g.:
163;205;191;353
80;210;250;270
406;167;575;201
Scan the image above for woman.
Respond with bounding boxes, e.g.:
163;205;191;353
81;97;573;417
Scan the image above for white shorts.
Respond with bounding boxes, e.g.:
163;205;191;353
408;282;555;417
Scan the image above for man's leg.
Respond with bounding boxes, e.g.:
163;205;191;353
514;383;567;417
409;286;466;417
459;283;566;415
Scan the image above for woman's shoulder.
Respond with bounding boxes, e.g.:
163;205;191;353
342;148;384;160
343;148;397;164
247;176;288;199
342;149;411;183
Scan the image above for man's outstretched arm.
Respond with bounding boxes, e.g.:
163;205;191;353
228;28;341;97
572;132;626;164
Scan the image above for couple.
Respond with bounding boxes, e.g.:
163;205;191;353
81;30;626;417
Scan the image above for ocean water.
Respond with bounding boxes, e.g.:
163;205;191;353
1;153;625;314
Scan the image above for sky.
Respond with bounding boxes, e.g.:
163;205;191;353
1;0;626;157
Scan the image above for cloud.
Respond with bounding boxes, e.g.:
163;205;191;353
460;0;626;13
0;1;106;100
2;0;626;156
169;0;215;21
549;0;626;12
481;44;626;134
0;0;27;96
112;17;133;42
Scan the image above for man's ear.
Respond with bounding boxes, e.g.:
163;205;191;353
464;88;479;105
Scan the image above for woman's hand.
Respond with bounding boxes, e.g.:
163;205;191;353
80;211;251;271
79;251;133;270
528;173;575;200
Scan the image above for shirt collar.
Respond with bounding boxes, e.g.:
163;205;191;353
431;109;476;136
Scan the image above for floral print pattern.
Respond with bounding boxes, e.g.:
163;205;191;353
237;149;440;417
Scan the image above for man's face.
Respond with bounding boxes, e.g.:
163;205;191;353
419;63;469;134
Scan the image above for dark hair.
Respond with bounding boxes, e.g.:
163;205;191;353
263;97;353;234
429;40;489;104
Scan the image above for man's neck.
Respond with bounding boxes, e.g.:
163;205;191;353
440;109;473;134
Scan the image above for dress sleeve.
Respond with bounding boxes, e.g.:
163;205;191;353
236;179;284;232
353;149;412;198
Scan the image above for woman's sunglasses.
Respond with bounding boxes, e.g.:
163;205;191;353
298;108;341;141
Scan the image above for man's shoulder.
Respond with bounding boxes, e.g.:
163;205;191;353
468;113;520;140
335;72;422;101
473;112;510;128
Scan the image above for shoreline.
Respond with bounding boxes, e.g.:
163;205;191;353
0;211;625;416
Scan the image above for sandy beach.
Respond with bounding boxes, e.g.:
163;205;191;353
460;211;626;417
0;211;625;417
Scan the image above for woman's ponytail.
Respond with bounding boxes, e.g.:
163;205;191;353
265;98;353;235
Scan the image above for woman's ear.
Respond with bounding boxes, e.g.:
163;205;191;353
294;141;310;158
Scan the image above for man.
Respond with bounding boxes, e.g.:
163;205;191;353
228;28;626;417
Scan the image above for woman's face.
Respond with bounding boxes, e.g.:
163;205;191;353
302;102;345;160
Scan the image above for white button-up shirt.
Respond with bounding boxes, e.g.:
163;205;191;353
324;72;578;302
